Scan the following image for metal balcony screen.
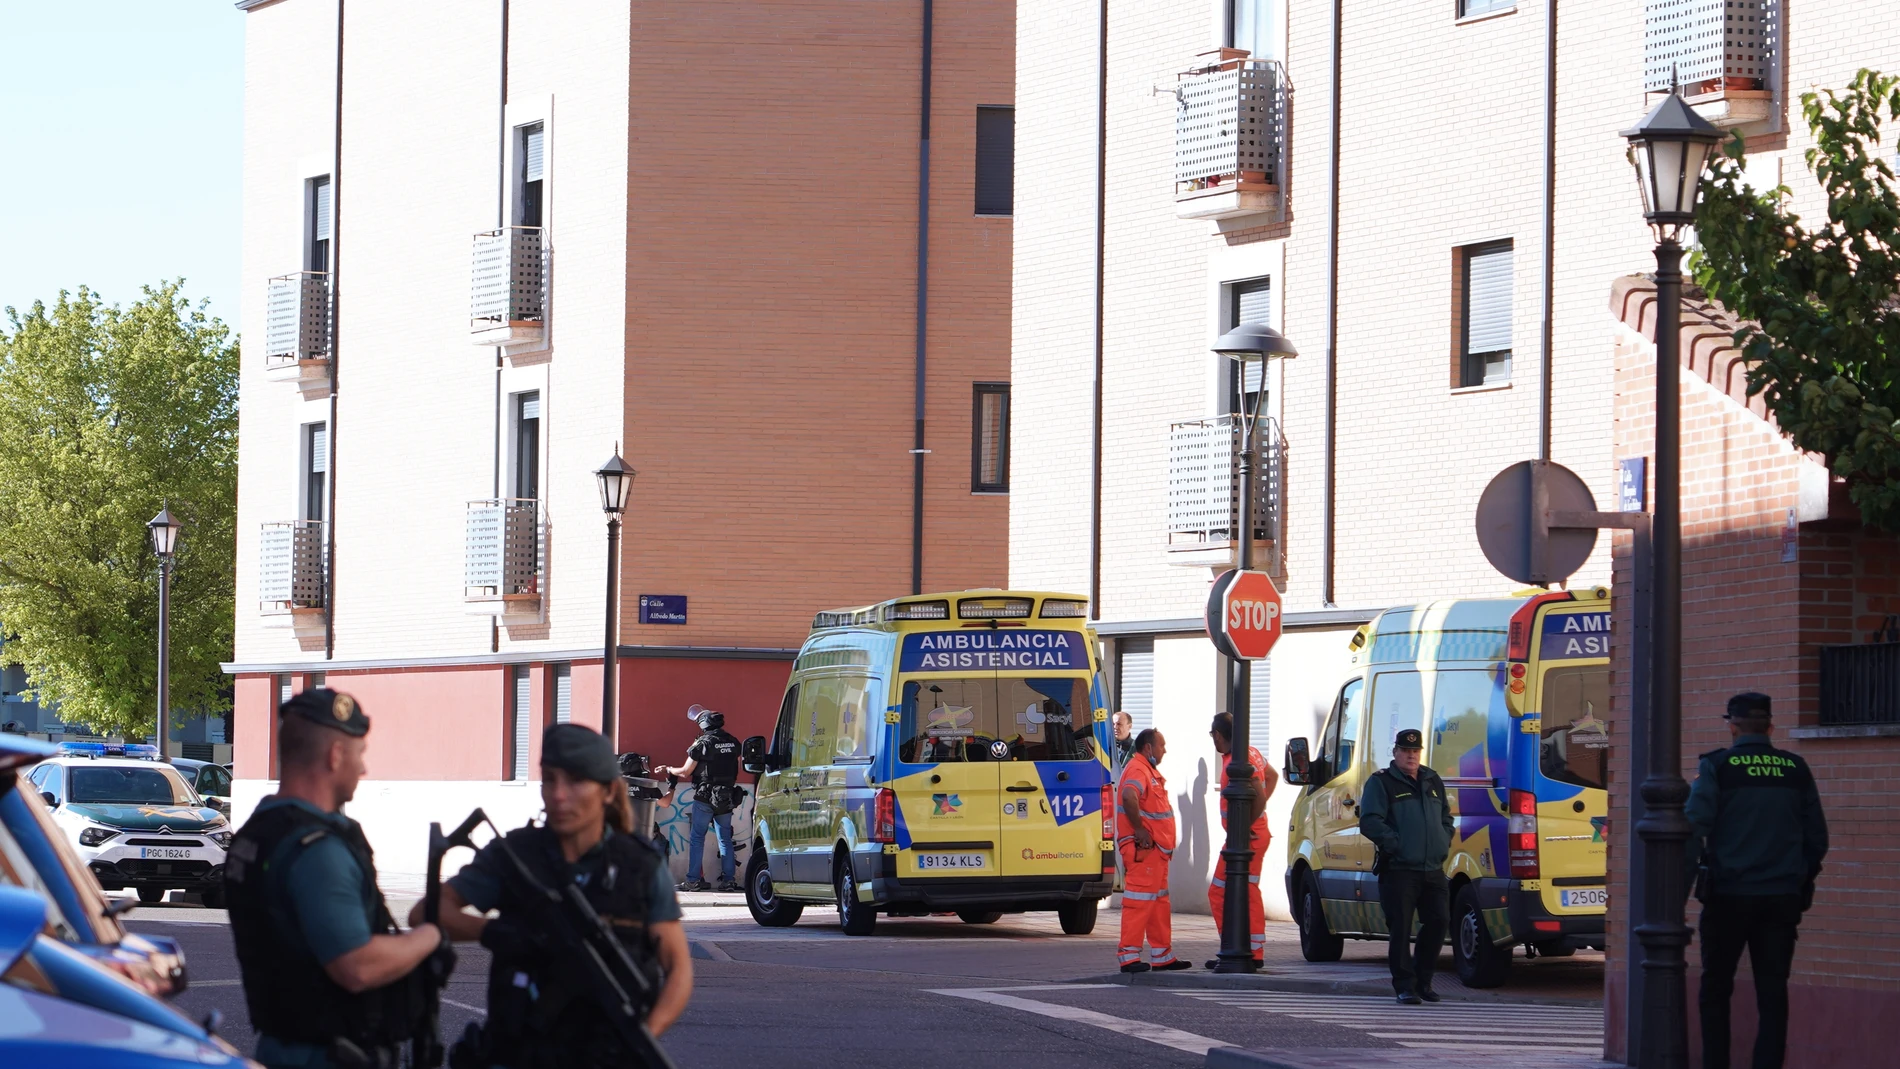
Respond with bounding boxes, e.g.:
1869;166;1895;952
465;499;541;597
258;522;326;608
1176;61;1284;186
264;273;331;365
1167;416;1285;548
1818;643;1900;726
471;227;547;323
1643;0;1778;93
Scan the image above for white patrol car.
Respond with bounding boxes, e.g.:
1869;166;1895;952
24;742;232;907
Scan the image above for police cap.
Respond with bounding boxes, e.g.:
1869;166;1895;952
1394;728;1424;751
541;723;621;785
280;688;370;737
1724;692;1772;723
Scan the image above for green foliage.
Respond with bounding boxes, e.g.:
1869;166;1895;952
0;284;237;737
1693;69;1900;531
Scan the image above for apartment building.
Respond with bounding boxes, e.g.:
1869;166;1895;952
227;0;1013;874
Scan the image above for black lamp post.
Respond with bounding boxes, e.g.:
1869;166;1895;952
1208;320;1298;973
147;508;182;759
1621;91;1722;1069
594;451;637;752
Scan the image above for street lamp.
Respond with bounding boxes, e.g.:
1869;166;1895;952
1208;320;1297;974
1622;91;1721;1069
594;450;637;752
147;507;182;760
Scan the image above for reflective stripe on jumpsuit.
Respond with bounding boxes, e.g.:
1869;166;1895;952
1117;752;1178;967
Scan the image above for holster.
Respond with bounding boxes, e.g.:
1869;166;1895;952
1692;863;1712;903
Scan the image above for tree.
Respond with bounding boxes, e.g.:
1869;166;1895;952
1693;69;1900;531
0;284;238;738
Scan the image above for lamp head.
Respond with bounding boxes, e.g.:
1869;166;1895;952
147;507;181;559
1211;321;1298;365
594;451;637;515
1621;92;1724;239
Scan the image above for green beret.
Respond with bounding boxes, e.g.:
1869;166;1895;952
280;688;370;738
541;724;620;784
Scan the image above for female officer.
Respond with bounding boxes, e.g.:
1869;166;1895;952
411;724;693;1066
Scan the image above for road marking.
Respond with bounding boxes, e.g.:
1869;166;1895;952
1178;991;1603;1054
929;987;1233;1057
441;997;485;1014
692;940;735;962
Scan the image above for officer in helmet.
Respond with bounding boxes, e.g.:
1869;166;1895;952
657;705;743;892
226;689;452;1069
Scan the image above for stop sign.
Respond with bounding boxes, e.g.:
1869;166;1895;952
1205;569;1283;661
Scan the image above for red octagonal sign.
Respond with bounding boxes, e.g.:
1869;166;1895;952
1206;569;1283;661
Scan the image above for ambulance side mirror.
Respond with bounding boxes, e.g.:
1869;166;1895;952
741;735;769;775
1283;738;1311;786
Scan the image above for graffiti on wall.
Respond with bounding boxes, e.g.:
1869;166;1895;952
653;784;755;882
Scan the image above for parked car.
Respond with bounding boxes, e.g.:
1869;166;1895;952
0;735;189;997
170;758;233;816
26;747;230;908
0;883;253;1067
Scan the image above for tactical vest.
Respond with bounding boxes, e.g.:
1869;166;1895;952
691;730;742;789
482;824;664;1069
225;801;422;1049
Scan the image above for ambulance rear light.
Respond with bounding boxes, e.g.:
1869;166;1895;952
1506;591;1574;662
1100;786;1115;839
1533;920;1562;933
888;600;949;621
1040;599;1089;619
872;788;897;843
1508;788;1539;879
958;597;1033;620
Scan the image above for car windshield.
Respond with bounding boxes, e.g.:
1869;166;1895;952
897;676;1096;763
68;766;196;806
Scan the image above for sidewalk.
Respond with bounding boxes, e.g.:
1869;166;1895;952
1208;1050;1617;1069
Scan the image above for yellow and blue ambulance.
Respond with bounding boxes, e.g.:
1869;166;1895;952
739;591;1116;936
1281;588;1611;986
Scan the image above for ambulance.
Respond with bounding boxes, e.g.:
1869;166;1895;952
1281;588;1611;987
739;591;1116;936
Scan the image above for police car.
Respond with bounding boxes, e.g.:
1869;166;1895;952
24;742;232;907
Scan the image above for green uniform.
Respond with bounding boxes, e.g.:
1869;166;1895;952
1357;764;1454;872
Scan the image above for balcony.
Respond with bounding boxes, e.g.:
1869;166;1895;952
470;226;547;357
1643;0;1780;131
263;272;331;395
1166;415;1285;577
259;521;326;626
465;498;543;617
1174;52;1286;223
1818;642;1899;727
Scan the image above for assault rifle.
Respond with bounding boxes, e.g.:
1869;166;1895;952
416;809;486;1069
446;808;681;1069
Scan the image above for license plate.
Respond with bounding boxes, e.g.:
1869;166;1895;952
915;853;987;870
141;847;194;860
1560;887;1607;908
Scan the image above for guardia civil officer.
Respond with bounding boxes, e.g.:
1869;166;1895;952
227;689;452;1069
1358;728;1454;1005
1686;692;1829;1069
657;706;744;892
415;724;693;1067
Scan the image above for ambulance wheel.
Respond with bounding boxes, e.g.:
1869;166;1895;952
1453;883;1512;988
834;856;878;936
745;848;802;928
957;911;1003;925
1297;872;1344;962
1057;899;1098;935
137;887;167;905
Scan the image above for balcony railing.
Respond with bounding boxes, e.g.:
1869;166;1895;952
1166;415;1285;575
471;227;547;328
1818;642;1900;726
465;498;542;607
1643;0;1779;127
1174;56;1286;220
263;272;331;368
259;521;326;612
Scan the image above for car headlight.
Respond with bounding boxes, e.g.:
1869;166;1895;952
210;830;233;849
79;827;119;847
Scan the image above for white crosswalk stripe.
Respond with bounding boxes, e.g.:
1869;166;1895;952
1177;990;1603;1055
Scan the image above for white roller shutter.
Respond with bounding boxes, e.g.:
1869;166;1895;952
523;125;545;183
553;663;572;724
1465;243;1514;356
1118;638;1155;733
510;666;531;780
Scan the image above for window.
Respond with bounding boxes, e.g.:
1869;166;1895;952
1429;670;1498;781
771;685;800;761
1539;665;1609;790
272;673;291;778
974;107;1014;216
308;672;326;689
508;665;530;780
516;123;545;228
1315;678;1363;785
552;662;572;724
1459;0;1514;18
1227;0;1275;59
971;383;1010;493
1459;240;1514;387
1368;672;1425;762
1227;277;1272;416
897;677;1096;764
1117;638;1154;734
307;176;332;273
513;391;540;500
302;423;328;522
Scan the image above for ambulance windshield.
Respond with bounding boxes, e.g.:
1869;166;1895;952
1539;664;1609;790
898;677;1096;763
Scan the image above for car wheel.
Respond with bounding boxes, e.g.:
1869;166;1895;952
1297;872;1344;962
1057;898;1099;935
957;910;1003;925
834;855;877;936
744;847;802;928
1453;883;1513;988
137;887;167;905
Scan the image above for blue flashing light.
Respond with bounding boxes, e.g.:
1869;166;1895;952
121;743;161;760
55;741;108;758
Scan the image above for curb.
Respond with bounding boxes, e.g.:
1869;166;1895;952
1066;970;1599;1006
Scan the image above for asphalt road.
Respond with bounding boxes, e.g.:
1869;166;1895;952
126;895;1606;1069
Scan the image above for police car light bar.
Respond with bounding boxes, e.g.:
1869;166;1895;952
122;743;162;760
56;741;109;758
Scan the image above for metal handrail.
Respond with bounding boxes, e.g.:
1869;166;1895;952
259;520;326;610
264;271;331;367
470;227;547;325
1174;59;1286;190
465;498;543;598
1166;415;1285;557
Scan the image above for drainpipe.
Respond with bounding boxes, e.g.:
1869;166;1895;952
910;0;934;595
492;0;509;655
324;0;344;659
1538;0;1557;461
1090;0;1107;617
1320;0;1341;608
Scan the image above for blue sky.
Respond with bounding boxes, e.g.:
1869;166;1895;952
0;2;244;329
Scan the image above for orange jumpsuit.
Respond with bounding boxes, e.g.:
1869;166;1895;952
1209;744;1270;963
1117;752;1178;968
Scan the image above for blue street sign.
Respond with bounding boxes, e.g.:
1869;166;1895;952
638;594;687;625
1618;457;1648;513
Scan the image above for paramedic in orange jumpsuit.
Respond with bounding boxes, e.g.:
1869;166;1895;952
1207;711;1278;969
1117;729;1190;973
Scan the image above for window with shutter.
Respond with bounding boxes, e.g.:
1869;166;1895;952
974;107;1013;216
1227;0;1276;59
971;383;1010;492
308;176;331;272
1228;277;1273;409
518;123;545;227
304;423;328;522
1460;241;1513;387
514;392;540;500
1459;0;1514;19
553;663;572;724
1117;638;1155;734
510;666;531;780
